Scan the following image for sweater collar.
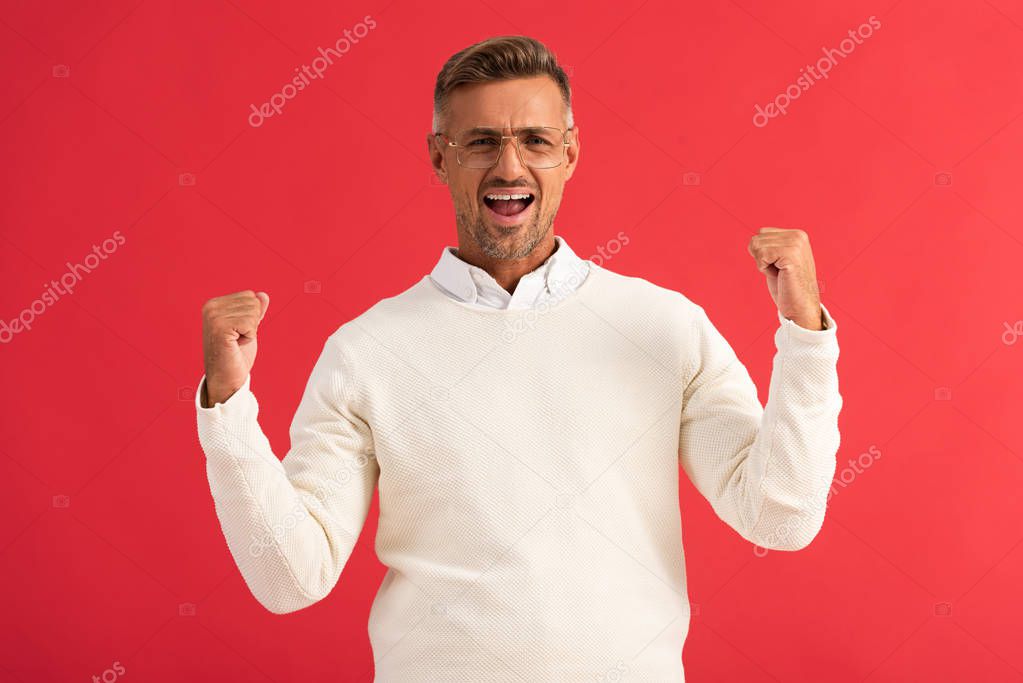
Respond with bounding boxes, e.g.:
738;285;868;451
429;235;589;308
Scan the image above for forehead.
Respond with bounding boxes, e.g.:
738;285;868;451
445;76;566;131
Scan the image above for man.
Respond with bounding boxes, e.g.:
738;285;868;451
197;35;841;682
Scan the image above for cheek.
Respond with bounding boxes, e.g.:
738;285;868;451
449;182;478;207
539;184;562;207
455;189;481;214
538;174;565;203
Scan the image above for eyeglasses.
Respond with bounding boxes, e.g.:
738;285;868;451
434;126;573;169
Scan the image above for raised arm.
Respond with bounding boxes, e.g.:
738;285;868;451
196;291;378;614
678;301;842;551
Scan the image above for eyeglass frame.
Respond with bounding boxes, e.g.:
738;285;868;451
432;126;575;169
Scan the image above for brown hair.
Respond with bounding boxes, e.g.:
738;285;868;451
432;35;573;132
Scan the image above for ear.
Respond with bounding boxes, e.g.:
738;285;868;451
564;126;580;182
427;133;448;185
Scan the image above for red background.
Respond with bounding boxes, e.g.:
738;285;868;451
2;0;1022;680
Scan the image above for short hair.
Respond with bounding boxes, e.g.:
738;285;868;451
432;35;574;133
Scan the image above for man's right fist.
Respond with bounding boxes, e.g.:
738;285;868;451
201;290;270;408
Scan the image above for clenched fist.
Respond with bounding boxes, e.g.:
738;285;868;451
201;290;270;408
747;227;825;331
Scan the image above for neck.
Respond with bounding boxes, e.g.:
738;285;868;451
454;233;558;294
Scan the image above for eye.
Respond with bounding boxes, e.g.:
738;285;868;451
525;135;553;146
466;137;498;147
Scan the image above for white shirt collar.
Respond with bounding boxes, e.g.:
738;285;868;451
429;235;589;309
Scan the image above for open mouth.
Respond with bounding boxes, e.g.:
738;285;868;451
482;192;536;218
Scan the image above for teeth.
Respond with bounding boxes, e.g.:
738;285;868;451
485;193;532;200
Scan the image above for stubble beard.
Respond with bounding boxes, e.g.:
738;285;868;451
455;196;557;260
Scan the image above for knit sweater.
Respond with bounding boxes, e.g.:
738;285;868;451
195;261;842;682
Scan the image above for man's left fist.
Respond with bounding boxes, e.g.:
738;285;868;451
747;227;824;331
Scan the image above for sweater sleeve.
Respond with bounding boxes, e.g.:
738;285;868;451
678;302;842;551
195;335;379;613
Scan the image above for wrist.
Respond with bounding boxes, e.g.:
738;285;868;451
787;305;825;331
204;376;240;407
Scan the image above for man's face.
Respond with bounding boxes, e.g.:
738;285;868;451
428;76;580;260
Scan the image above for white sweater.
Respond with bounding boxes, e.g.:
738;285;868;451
196;262;842;682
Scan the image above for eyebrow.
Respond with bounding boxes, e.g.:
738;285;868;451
463;126;555;135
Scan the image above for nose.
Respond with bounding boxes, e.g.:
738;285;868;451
493;135;528;176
